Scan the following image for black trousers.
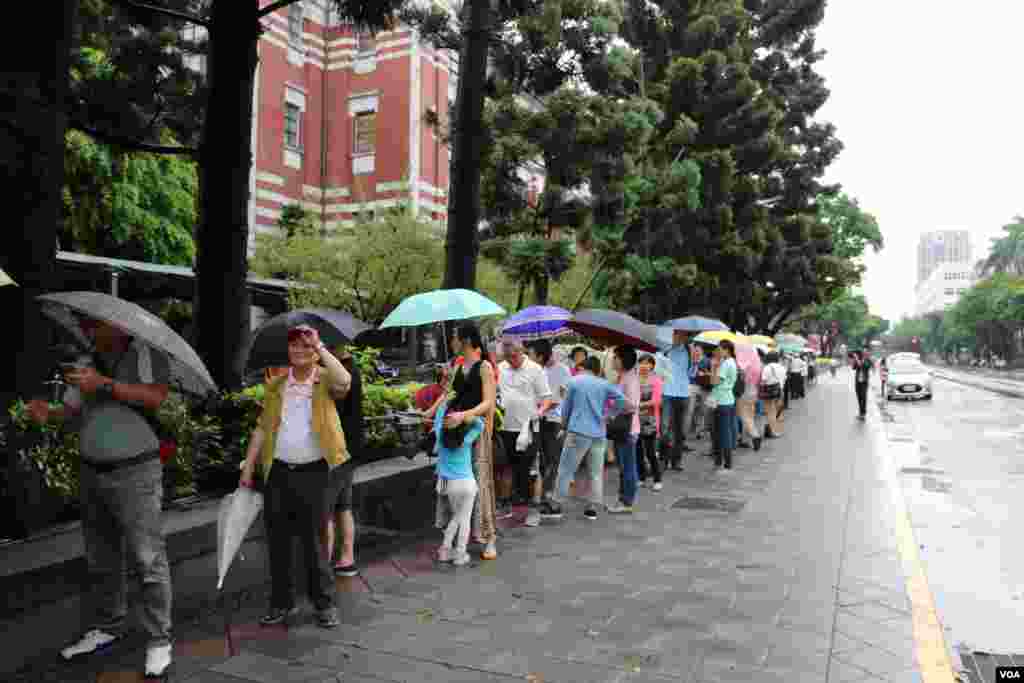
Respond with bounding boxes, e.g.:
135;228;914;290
855;382;868;416
536;419;563;500
264;460;337;611
636;432;662;483
501;430;539;505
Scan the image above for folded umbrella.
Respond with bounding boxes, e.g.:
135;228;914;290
500;305;571;341
379;289;506;329
37;291;217;396
244;308;372;373
567;309;660;353
217;487;264;590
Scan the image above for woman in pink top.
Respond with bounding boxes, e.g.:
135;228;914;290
608;346;641;513
636;354;664;490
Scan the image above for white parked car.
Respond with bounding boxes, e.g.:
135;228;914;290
885;358;933;401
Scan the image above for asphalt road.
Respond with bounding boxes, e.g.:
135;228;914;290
881;374;1024;655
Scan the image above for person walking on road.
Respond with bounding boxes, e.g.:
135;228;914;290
527;339;572;522
322;349;362;578
636;354;664;491
544;356;626;521
608;346;642;513
240;325;351;631
760;352;786;439
497;339;554;528
661;330;696;470
851;350;873;419
788;353;806;400
709;340;738;470
28;317;175;677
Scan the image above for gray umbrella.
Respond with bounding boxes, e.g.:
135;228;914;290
37;291;217;396
244;308;373;373
567;309;661;353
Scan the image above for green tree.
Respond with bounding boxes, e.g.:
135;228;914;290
250;206;445;326
977;215;1024;277
63;128;197;265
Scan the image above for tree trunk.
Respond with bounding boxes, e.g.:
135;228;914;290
193;2;259;390
0;1;76;405
442;0;491;291
534;275;549;306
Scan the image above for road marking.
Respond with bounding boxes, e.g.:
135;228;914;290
875;428;957;683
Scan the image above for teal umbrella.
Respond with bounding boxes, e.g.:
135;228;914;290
379;289;506;329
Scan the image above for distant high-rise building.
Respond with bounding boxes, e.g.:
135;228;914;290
917;230;972;285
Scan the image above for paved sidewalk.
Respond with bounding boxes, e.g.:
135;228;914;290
10;377;931;682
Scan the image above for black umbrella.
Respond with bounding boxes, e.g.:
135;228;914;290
567;309;661;353
244;308;372;372
37;291;217;396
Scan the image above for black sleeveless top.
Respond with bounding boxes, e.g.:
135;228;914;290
451;359;484;412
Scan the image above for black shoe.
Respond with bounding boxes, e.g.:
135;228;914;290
261;606;300;626
723;450;733;469
737;441;751;449
680;444;694;453
753;437;762;452
317;608;340;629
584;508;598;521
539;501;564;519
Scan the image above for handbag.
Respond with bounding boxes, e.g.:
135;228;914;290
759;383;782;400
606;412;634;440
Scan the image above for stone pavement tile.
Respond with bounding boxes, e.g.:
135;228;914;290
834;611;915;650
556;631;707;678
828;657;882;683
831;647;919;682
300;642;520;682
210;650;338;682
837;600;911;623
233;630;334;662
180;672;328;683
482;648;683;683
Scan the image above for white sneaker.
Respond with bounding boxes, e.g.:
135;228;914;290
652;482;663;492
145;644;172;677
452;551;471;566
525;508;541;527
61;629;120;660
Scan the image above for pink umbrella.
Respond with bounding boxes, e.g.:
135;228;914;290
734;341;762;387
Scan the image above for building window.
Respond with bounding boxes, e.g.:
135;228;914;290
284;102;301;149
354;111;376;155
288;3;303;45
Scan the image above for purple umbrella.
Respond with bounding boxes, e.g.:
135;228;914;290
500;305;572;341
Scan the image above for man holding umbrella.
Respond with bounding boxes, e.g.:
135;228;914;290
27;316;175;677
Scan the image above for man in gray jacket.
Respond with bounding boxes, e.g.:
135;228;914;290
28;316;174;677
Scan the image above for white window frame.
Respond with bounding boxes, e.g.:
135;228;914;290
283;87;306;152
349;95;378;157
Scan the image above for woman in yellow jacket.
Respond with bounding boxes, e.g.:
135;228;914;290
240;325;351;629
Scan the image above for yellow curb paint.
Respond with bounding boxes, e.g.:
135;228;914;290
878;428;957;683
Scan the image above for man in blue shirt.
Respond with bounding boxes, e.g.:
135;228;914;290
662;329;697;470
545;357;625;521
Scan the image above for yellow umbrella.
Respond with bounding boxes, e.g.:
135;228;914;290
692;330;739;345
747;334;776;347
0;268;17;287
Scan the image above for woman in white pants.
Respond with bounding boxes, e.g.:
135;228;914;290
433;404;485;566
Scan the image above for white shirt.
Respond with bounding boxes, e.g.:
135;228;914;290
789;357;806;374
498;358;552;432
275;367;326;465
761;363;786;386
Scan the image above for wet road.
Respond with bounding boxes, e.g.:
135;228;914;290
881;375;1024;654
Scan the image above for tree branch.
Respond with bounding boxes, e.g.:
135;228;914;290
71;120;198;156
257;0;301;20
109;0;210;28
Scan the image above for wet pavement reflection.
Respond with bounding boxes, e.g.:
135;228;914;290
882;377;1024;654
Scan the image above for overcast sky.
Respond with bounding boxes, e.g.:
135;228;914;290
814;0;1024;324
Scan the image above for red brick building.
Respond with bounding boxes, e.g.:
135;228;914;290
246;0;460;253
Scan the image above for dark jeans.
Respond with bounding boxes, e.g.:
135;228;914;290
782;378;790;410
661;397;691;466
855;382;869;416
613;433;639;506
537;419;564;500
501;429;539;505
265;460;337;612
716;404;737;459
636;433;662;483
79;459;172;648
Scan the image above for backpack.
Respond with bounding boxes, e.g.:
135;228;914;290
732;367;746;399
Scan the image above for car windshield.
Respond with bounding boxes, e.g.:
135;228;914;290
890;362;924;374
